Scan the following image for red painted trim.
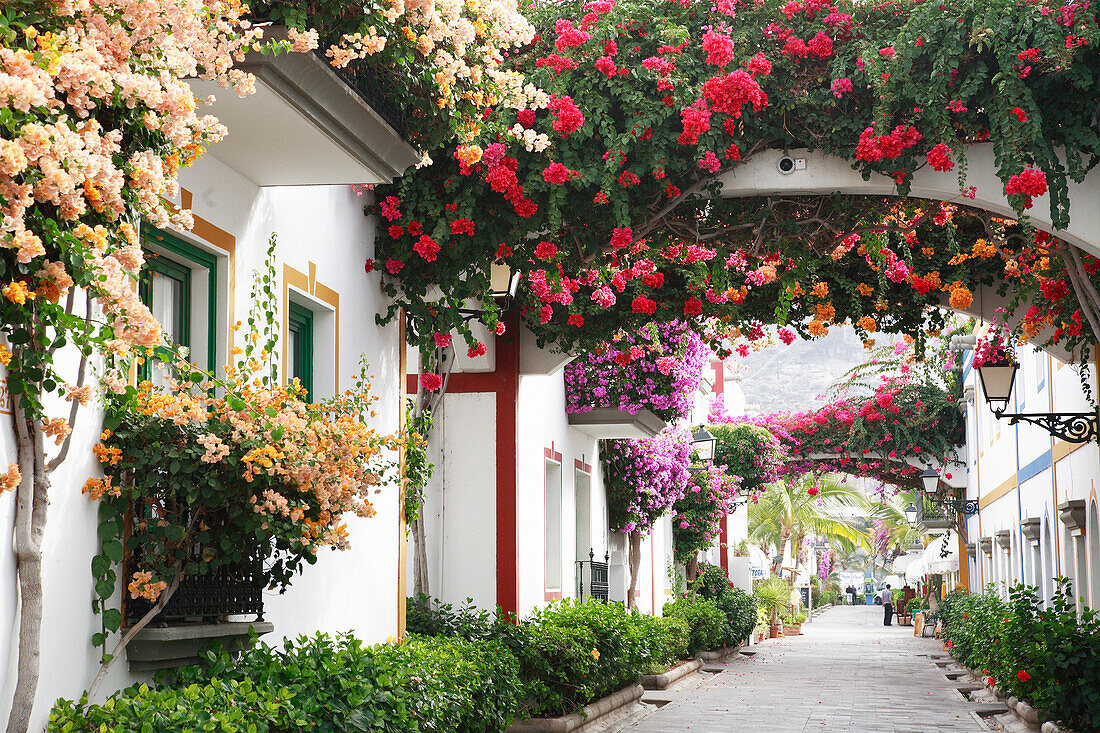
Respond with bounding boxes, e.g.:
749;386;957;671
407;370;504;395
711;361;725;396
720;515;729;574
542;448;563;595
496;311;520;619
574;455;592;474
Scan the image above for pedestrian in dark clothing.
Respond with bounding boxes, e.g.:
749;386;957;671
880;584;894;625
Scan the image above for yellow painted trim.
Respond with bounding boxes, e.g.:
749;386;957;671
979;475;1018;511
398;309;407;638
179;189;237;368
1054;439;1086;463
282;263;340;396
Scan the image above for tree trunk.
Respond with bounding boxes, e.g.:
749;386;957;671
771;530;790;577
7;402;48;733
88;573;182;697
685;553;699;585
412;515;429;597
626;530;642;609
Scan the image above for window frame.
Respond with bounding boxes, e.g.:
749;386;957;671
287;300;314;399
140;227;219;373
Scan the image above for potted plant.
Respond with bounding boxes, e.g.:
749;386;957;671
754;579;789;639
754;608;769;642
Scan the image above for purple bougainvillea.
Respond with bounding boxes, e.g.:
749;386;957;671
565;320;707;423
603;428;692;534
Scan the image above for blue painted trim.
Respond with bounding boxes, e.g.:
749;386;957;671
1017;449;1053;484
961;349;974;382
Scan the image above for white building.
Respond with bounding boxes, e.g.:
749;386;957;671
960;331;1100;614
1;49;419;729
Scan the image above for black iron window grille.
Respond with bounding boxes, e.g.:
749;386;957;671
576;548;610;602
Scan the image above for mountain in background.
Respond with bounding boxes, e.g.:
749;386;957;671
733;326;902;415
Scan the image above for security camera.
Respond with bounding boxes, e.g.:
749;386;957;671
777;155;796;174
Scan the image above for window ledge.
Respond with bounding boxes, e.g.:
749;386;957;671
127;621;274;672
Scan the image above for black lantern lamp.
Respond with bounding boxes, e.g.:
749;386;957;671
691;426;717;462
903;502;918;524
920;467;940;495
977;357;1098;444
916;467;978;516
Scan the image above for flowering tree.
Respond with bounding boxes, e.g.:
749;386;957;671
0;0;529;726
84;243;405;693
371;0;1100;368
671;464;741;579
602;428;691;607
565;320;707;422
0;4;291;728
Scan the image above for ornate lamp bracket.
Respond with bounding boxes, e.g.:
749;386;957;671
995;408;1100;444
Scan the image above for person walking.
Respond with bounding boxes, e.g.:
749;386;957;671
845;584;856;605
880;584;894;626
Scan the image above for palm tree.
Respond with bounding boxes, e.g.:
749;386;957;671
749;473;869;584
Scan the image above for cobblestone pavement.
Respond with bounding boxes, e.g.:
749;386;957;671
627;606;986;733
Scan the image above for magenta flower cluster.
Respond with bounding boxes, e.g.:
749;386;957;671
817;548;835;580
565;320;708;423
672;463;742;557
603;428;692;534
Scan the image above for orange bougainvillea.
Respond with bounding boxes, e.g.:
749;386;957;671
949;284;974;309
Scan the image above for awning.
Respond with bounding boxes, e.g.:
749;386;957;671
891;553;921;573
923;531;961;574
904;558;927;584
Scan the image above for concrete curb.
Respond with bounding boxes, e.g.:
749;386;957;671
507;684;644;733
952;658;1069;733
698;644;742;662
641;658;703;690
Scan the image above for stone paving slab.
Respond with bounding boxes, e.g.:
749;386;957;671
626;606;988;732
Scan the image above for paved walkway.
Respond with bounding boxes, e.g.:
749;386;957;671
628;606;985;732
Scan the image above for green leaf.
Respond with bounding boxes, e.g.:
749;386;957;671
102;608;122;632
103;539;124;563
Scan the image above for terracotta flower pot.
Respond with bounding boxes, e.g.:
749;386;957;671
769;624;781;638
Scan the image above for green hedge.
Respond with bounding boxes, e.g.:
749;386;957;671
662;596;726;656
942;581;1100;732
49;633;521;733
407;596;678;718
695;563;756;645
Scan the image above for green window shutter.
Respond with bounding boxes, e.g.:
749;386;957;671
287;302;314;399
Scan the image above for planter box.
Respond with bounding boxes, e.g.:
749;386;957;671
698;645;741;662
641;658;702;690
783;624;802;635
128;621;273;672
507;684;643;733
567;408;667;440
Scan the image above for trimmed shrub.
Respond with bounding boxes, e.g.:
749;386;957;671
49;633;521;733
695;562;756;645
662;596;726;655
518;598;667;717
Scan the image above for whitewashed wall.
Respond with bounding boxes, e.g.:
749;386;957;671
964;339;1100;610
0;154;402;730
